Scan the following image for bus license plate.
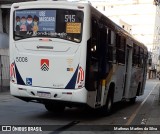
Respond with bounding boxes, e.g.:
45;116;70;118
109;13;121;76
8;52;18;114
37;91;51;98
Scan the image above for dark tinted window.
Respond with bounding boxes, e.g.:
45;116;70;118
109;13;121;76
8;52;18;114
14;9;83;43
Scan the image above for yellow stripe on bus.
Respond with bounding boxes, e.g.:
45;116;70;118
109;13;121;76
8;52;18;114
105;65;118;86
102;79;106;86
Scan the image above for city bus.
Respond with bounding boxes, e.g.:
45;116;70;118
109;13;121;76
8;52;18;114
10;1;148;114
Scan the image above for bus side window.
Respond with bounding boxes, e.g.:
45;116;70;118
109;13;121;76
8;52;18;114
116;34;125;64
104;28;115;76
133;44;140;67
116;34;120;63
108;29;116;63
99;26;107;78
120;36;125;64
140;48;144;68
111;31;116;63
107;29;112;61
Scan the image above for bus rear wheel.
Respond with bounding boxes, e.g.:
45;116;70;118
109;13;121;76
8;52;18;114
102;92;113;115
129;97;136;104
45;103;65;113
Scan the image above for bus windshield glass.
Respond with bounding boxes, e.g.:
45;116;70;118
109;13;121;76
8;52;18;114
14;9;83;43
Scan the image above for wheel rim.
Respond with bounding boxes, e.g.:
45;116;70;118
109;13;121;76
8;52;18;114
107;98;112;110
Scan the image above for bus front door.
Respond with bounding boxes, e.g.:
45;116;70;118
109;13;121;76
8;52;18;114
86;19;108;107
86;19;106;107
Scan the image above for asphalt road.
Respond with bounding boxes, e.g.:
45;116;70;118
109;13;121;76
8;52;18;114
0;79;159;134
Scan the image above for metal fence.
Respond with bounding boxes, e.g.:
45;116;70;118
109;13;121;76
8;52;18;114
0;55;9;92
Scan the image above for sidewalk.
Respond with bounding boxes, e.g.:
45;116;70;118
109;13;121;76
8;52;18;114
145;80;160;125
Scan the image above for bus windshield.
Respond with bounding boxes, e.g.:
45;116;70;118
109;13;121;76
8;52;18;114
14;9;83;43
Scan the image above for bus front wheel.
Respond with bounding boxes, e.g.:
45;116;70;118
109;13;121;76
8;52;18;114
45;103;65;113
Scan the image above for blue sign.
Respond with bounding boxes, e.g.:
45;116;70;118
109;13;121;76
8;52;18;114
15;10;56;32
26;78;32;86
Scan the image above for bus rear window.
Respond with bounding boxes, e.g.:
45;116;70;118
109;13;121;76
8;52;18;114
14;9;83;43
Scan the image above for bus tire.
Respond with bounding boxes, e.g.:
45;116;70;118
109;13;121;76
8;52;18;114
45;103;65;113
136;82;141;96
106;92;113;114
129;97;136;104
102;91;114;115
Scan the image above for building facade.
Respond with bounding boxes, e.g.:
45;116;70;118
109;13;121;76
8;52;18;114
0;0;34;89
153;0;160;74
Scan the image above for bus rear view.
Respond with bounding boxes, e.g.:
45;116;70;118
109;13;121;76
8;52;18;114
10;1;88;112
10;1;148;115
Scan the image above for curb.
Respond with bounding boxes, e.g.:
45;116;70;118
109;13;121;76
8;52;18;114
0;86;10;93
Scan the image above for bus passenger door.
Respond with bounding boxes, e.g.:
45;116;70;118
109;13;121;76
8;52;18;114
86;19;107;107
123;44;132;98
90;19;102;105
91;20;108;106
96;26;108;106
86;19;100;107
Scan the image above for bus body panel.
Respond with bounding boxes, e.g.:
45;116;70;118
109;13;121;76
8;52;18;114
128;67;143;98
113;65;125;102
12;39;82;89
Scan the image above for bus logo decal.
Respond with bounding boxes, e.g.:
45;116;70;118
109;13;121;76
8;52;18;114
77;66;84;84
41;59;49;71
14;63;25;85
65;65;79;89
26;78;32;85
10;62;16;78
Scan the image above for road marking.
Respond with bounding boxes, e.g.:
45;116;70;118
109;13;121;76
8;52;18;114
49;120;80;134
125;83;158;125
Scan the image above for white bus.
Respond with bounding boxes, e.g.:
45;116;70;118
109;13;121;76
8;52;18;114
10;1;148;114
